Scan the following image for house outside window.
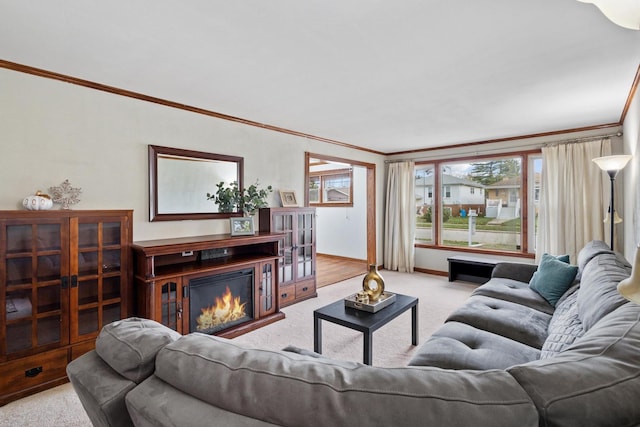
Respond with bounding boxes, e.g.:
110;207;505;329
414;153;540;254
309;168;353;206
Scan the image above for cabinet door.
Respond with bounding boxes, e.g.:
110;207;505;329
271;212;296;285
154;277;187;333
1;219;70;359
69;216;127;342
258;261;276;317
296;211;315;280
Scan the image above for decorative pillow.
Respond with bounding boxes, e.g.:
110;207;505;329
529;253;578;306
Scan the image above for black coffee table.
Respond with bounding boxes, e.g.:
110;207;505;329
313;293;418;365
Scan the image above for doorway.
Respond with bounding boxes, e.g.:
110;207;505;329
305;153;376;285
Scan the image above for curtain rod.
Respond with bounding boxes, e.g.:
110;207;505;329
542;131;622;147
384;131;623;164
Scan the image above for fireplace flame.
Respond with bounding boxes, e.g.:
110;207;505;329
196;286;248;331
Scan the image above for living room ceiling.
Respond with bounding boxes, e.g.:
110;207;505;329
1;1;639;154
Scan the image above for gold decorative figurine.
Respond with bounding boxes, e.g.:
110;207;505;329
362;264;385;302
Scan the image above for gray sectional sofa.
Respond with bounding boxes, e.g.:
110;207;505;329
66;240;640;426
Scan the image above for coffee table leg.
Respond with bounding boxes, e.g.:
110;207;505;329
314;315;322;354
411;305;418;345
363;331;373;365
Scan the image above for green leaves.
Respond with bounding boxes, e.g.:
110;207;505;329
207;180;273;215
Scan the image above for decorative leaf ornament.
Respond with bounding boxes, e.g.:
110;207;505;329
50;179;82;209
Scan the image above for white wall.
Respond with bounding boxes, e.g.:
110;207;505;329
623;85;640;261
316;166;367;260
0;68;385;262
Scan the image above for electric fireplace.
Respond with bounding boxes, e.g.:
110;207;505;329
189;268;254;335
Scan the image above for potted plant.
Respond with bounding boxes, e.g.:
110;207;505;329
207;180;273;216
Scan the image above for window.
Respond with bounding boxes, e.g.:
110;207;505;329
414;152;540;254
309;168;353;206
529;155;542;252
415;165;435;244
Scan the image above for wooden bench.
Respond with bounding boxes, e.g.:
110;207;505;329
447;255;499;284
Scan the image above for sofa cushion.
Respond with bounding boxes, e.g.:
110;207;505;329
408;321;540;369
576;240;613;274
66;350;136;427
577;252;631;332
446;295;552;348
95;317;182;383
472;278;555;314
491;262;538;284
126;375;278;427
508;303;640;427
154;333;539;427
528;253;578;306
540;290;583;359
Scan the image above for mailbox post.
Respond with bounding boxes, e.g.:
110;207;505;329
468;209;477;247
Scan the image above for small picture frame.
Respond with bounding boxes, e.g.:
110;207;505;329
279;190;298;207
229;217;255;236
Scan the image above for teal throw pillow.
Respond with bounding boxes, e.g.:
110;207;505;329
529;253;578;306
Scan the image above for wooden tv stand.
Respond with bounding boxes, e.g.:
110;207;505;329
132;232;286;337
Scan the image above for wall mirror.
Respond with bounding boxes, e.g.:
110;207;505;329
149;145;244;221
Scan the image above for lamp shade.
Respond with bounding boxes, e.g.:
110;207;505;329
577;0;640;30
618;246;640;304
592;155;633;172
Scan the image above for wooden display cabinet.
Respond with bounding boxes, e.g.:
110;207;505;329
0;210;132;406
259;207;317;306
133;233;284;337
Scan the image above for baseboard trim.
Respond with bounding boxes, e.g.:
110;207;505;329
317;253;367;264
414;267;448;277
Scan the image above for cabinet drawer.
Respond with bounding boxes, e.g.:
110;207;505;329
279;284;296;306
295;281;316;300
0;348;69;396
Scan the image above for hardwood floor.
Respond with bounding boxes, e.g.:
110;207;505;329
316;254;368;288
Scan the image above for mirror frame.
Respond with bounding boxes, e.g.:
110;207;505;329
149;145;244;221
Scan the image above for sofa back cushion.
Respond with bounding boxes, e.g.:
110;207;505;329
96;317;181;383
508;303;640;427
577;252;631;331
539;288;583;359
154;333;539;427
576;240;613;279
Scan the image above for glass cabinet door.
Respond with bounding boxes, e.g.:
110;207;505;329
70;218;124;342
259;261;276;317
2;220;69;358
296;212;315;280
157;277;185;333
273;213;295;285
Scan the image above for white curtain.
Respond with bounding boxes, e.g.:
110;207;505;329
536;139;611;263
384;161;415;272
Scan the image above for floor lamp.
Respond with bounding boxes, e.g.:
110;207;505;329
592;155;632;250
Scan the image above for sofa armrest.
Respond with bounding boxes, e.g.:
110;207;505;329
491;262;537;283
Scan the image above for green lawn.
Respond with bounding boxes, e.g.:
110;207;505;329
416;216;521;232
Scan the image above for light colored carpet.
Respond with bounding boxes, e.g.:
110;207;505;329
0;271;475;427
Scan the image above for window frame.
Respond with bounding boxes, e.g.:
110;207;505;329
309;167;354;207
414;149;541;257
